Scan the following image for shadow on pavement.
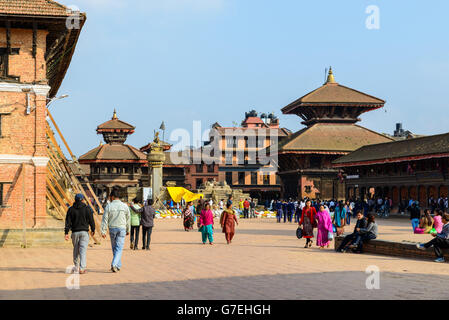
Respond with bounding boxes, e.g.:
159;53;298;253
1;271;448;300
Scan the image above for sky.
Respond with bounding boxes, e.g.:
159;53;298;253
53;0;449;157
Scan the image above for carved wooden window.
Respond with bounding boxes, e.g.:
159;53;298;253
0;48;19;80
225;172;232;185
309;156;321;168
263;173;270;185
251;172;257;185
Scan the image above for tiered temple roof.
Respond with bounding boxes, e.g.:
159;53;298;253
79;110;147;163
277;69;392;155
282;68;385;126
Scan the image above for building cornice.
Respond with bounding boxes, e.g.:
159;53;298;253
0;82;51;96
0;154;49;166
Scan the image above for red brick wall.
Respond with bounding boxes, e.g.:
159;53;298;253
0;28;48;83
0;27;50;229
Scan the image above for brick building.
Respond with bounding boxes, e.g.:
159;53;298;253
162;149;219;191
0;1;85;230
212;110;291;200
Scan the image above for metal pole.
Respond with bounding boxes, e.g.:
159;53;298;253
21;164;27;248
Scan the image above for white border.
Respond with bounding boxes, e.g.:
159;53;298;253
0;154;49;167
0;82;51;96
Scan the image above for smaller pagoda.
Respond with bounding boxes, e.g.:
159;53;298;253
79;110;148;202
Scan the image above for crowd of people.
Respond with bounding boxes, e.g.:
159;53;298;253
64;191;449;274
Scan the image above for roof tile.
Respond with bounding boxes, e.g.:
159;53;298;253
0;0;72;17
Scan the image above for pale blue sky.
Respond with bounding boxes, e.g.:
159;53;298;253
54;0;449;156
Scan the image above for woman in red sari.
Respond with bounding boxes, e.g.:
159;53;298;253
220;203;239;244
300;200;317;248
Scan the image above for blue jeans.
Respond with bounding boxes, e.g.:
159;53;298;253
277;209;283;223
109;228;126;269
353;233;376;252
411;218;419;231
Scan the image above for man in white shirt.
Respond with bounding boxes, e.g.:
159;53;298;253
101;190;130;273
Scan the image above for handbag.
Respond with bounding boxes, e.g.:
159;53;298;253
198;225;204;232
296;227;303;239
328;231;334;241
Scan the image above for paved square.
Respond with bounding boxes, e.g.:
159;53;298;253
0;218;448;300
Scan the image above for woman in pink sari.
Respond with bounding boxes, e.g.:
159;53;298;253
316;205;333;249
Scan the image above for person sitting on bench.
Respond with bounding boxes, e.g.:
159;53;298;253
336;211;367;253
350;214;378;253
417;213;449;263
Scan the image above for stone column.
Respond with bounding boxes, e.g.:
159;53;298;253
147;146;165;204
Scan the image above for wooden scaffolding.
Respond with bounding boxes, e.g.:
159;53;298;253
46;109;103;244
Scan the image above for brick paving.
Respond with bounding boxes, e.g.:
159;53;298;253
0;217;448;300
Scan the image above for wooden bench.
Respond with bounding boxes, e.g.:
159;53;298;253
334;236;449;261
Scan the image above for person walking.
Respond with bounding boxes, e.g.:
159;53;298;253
276;200;283;223
316;205;333;249
220;203;239;244
300;200;317;248
333;201;347;236
129;198;141;250
199;203;214;245
182;201;194;231
344;201;351;225
64;194;96;274
131;199;156;250
282;200;288;223
243;199;250;219
408;202;421;232
294;200;302;223
190;201;197;228
227;195;233;207
238;199;244;215
287;199;295;223
250;199;256;218
100;190;130;273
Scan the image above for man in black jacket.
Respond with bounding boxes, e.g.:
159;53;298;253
65;194;96;274
336;211;367;252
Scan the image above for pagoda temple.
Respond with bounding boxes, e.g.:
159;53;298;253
79;110;148;202
276;68;393;200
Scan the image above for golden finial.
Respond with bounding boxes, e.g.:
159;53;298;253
112;109;118;120
326;67;336;84
99;141;103;146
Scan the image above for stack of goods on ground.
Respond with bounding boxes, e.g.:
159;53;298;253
154;208;278;219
